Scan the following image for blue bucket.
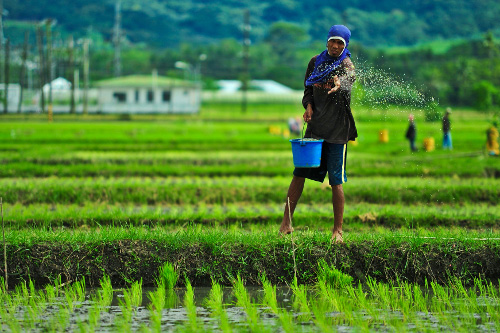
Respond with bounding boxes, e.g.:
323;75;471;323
290;138;324;168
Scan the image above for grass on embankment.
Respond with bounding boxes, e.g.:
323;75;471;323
2;226;499;288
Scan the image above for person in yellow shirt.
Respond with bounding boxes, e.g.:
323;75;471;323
486;122;499;156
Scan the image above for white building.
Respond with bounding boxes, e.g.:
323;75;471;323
217;80;294;93
43;77;72;94
0;84;21;112
95;75;201;114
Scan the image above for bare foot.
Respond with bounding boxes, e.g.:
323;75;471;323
331;230;343;243
279;226;294;235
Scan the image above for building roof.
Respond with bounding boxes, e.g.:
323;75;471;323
43;77;71;91
217;80;294;93
95;75;197;88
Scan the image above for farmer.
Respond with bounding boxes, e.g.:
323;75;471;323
486;121;499;156
442;108;452;150
279;25;357;243
405;114;417;152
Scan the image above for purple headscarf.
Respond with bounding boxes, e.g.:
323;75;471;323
305;25;351;86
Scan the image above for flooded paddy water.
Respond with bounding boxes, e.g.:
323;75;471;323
2;277;500;332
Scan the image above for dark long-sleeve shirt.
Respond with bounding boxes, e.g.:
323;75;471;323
302;56;358;144
443;115;451;132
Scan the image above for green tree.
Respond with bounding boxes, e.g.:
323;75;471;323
265;21;308;62
473;80;499;111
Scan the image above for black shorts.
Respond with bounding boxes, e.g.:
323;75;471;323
293;142;347;185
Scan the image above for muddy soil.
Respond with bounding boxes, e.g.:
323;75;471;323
2;239;500;288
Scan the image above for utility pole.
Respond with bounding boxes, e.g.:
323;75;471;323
36;25;46;113
45;19;53;121
2;38;8;114
0;0;4;95
82;39;89;115
113;0;122;77
0;0;4;44
68;35;75;114
241;9;250;113
18;32;29;113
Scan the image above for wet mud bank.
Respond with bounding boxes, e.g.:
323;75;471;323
2;239;500;289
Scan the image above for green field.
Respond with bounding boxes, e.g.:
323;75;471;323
1;105;500;331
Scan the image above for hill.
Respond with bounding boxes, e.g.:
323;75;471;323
5;0;500;48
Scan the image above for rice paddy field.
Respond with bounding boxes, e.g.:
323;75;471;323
1;104;500;331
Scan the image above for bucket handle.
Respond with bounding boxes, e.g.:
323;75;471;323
300;123;306;145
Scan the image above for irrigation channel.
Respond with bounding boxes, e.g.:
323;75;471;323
2;262;500;332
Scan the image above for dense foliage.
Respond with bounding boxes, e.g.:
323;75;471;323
5;0;500;47
3;0;500;108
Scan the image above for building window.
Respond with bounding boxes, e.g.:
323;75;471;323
162;90;171;102
135;90;140;102
147;90;154;102
113;92;127;103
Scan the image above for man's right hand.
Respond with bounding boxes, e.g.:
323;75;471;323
303;104;313;123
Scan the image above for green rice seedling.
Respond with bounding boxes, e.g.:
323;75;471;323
148;285;166;332
261;275;294;333
183;277;199;332
412;283;428;314
316;274;363;328
83;277;113;331
397;281;418;323
87;302;103;332
158;262;179;289
291;276;312;323
129;279;143;307
205;279;232;333
260;275;279;314
366;276;392;313
486;280;500;325
232;275;263;332
316;259;353;289
117;279;143;331
44;282;58;304
310;296;335;333
14;280;30;305
52;275;63;298
0;276;5;296
48;305;70;332
165;289;178;309
64;279;86;312
431;281;452;310
2;301;22;333
97;275;114;308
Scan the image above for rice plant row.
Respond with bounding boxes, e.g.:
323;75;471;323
2;150;498;178
3;202;500;230
2;176;499;205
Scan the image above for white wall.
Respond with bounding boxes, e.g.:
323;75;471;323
98;86;200;114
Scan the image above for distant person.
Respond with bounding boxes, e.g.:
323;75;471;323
405;114;417;152
486;121;499;156
442;108;452;150
288;116;302;136
279;25;358;243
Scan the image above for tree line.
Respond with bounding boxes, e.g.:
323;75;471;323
2;22;500;112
